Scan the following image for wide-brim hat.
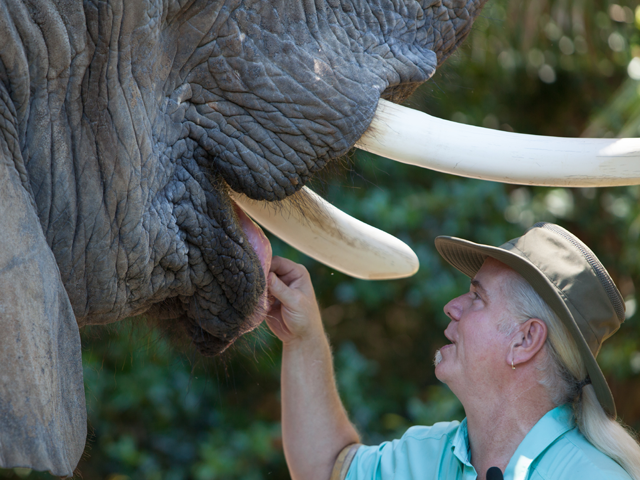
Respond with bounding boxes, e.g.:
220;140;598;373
434;222;625;418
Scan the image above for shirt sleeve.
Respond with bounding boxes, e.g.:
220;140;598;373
344;440;394;480
345;423;461;480
330;444;362;480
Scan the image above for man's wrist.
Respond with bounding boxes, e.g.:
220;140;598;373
282;324;328;351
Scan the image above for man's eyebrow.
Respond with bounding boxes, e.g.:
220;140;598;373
471;279;489;299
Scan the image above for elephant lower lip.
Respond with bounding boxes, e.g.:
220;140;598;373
232;200;273;328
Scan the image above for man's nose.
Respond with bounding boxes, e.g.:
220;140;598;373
443;294;465;321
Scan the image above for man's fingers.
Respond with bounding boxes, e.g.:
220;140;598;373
264;314;293;342
267;257;322;344
269;256;315;299
268;272;298;305
270;256;308;284
270;255;296;275
266;296;283;322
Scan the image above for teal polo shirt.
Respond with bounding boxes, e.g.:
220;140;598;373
346;404;630;480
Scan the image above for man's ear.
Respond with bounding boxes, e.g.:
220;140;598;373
510;318;548;367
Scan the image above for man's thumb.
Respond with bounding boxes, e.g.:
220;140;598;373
268;272;293;304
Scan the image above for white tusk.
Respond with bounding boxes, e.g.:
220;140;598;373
229;188;419;280
355;99;640;187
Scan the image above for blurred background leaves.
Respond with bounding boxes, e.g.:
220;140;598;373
5;1;640;478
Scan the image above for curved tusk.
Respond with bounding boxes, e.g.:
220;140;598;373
229;188;419;280
355;99;640;187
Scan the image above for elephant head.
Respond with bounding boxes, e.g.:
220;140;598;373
3;0;639;476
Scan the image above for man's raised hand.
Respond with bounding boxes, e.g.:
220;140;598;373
266;256;324;345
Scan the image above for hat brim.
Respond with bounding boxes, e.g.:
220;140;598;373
435;235;616;418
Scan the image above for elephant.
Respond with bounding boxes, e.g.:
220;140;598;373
2;0;639;477
0;0;489;475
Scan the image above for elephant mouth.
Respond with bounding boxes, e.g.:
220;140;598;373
170;196;273;357
232;200;273;334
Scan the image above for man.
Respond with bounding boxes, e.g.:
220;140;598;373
265;222;640;480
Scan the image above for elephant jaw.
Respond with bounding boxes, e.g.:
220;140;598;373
232;202;273;333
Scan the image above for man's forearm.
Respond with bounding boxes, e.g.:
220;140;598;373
264;258;360;480
281;332;360;480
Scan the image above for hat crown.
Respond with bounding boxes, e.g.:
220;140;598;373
529;222;625;324
504;222;625;356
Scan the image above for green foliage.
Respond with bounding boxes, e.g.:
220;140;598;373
80;323;287;480
6;1;640;478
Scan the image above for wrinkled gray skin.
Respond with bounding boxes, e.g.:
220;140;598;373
0;0;486;475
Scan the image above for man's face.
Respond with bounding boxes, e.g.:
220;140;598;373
435;258;516;397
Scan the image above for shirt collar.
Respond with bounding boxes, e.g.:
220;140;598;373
452;417;473;467
452;405;574;478
503;404;575;480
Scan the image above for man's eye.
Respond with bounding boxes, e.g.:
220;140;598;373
471;292;480;300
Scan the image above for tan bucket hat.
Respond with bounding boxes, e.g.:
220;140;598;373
434;222;625;418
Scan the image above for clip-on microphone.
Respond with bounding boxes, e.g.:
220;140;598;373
486;466;504;480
